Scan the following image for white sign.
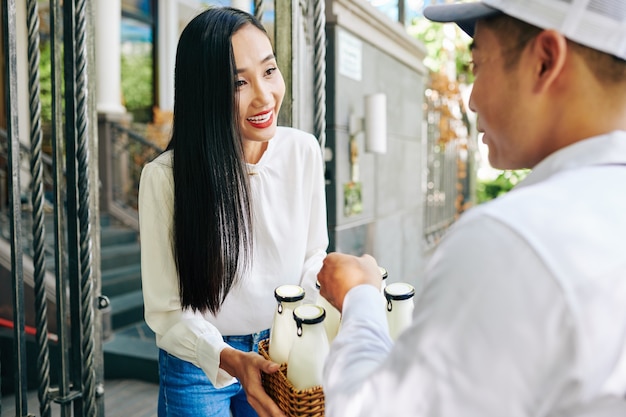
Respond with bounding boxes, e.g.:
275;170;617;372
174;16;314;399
338;30;362;81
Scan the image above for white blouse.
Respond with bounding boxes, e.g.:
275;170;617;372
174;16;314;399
138;126;329;387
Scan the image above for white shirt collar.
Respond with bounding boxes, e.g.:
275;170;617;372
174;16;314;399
518;130;626;189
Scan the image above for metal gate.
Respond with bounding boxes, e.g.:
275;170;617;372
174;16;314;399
0;0;327;415
1;0;104;416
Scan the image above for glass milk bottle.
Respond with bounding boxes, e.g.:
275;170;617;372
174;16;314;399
379;266;388;293
379;266;389;308
269;284;305;364
287;304;329;390
315;280;341;343
384;282;415;341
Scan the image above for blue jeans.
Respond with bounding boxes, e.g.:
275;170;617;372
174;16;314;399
158;329;270;417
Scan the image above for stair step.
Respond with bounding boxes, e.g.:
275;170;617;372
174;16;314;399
41;212;114;230
103;322;158;383
101;242;141;270
109;290;145;330
6;211;154;382
101;227;138;247
102;264;142;297
100;214;114;228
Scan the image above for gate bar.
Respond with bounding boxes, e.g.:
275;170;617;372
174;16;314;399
50;0;75;415
3;0;29;415
26;0;53;415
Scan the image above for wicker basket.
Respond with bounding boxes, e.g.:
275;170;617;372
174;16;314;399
258;339;325;417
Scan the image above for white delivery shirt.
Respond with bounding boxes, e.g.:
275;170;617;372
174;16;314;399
324;131;626;417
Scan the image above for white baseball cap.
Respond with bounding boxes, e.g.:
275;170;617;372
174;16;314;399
423;0;626;61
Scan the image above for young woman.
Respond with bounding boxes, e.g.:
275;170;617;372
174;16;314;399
138;7;328;417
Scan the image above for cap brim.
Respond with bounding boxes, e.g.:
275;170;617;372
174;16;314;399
423;2;502;37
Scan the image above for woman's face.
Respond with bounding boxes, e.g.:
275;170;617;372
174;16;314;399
232;24;285;146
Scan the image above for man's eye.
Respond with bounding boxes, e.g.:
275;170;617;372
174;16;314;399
265;67;277;76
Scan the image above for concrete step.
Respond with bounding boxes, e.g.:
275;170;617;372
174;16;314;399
3;211;154;384
102;263;142;298
100;242;141;271
109;290;144;330
101;226;138;247
103;321;158;383
41;211;115;230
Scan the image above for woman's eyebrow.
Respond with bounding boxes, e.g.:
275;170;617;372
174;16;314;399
236;54;277;74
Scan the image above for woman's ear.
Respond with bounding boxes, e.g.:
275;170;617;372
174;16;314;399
530;29;568;93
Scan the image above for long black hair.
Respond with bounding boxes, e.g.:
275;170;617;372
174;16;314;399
166;7;267;314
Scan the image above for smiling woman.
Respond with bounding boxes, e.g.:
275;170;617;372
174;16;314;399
137;6;329;417
232;24;286;162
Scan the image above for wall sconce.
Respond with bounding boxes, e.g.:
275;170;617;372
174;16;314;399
349;93;387;154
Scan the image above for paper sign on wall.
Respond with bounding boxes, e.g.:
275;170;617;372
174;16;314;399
338;30;362;81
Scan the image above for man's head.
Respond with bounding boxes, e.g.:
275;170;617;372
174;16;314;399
424;0;626;62
424;0;626;170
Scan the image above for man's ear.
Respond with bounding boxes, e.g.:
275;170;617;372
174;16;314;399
530;29;568;93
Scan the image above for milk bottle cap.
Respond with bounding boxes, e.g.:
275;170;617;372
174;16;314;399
379;266;388;280
274;284;306;302
293;304;326;335
274;284;305;313
384;282;415;310
384;282;414;300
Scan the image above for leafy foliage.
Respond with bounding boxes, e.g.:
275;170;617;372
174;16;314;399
121;49;154;122
408;18;474;84
476;169;530;203
39;40;54;124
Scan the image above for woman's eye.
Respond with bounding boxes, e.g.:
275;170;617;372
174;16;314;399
235;79;246;88
265;67;277;76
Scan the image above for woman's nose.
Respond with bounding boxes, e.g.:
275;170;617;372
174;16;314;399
252;81;271;105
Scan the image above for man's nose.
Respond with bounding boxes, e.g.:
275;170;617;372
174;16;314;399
468;92;476;113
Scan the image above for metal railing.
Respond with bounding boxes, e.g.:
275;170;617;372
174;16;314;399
99;121;163;231
1;1;325;416
422;74;475;249
1;0;105;416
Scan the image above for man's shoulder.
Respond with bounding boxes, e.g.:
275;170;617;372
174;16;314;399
452;182;571;247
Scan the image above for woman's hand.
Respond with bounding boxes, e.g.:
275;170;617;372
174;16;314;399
317;253;381;312
219;347;286;417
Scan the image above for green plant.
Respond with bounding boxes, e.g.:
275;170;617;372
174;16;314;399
39;40;53;124
409;18;474;84
476;169;529;203
121;49;154;122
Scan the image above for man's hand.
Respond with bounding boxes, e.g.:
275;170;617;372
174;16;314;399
317;253;381;312
220;347;287;417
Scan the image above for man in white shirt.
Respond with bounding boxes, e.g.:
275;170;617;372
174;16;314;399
317;1;626;416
